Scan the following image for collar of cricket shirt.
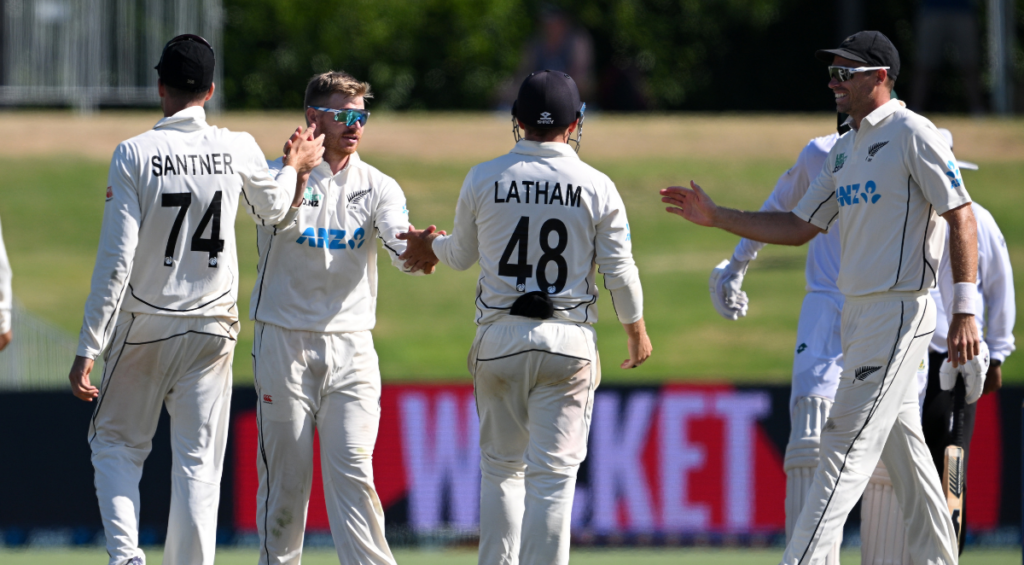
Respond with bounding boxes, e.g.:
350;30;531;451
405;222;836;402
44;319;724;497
153;106;208;132
861;98;905;129
316;152;361;181
511;139;579;159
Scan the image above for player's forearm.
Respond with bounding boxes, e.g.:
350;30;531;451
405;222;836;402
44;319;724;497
622;317;646;339
712;209;820;246
733;187;802;262
943;203;978;285
607;272;643;324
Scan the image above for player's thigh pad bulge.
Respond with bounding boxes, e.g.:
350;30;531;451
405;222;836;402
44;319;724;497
470;322;596;385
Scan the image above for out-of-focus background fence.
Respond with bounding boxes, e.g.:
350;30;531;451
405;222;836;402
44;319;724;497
0;0;222;110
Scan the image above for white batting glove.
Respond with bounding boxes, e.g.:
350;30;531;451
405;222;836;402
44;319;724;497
708;256;749;320
939;341;990;405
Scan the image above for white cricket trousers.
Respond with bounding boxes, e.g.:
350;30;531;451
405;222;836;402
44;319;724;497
89;312;237;565
782;292;957;565
252;322;395;565
470;320;599;565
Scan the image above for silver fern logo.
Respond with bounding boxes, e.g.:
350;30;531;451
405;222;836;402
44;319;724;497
866;140;889;161
854;365;881;381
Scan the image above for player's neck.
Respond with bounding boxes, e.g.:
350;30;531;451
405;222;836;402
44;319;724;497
325;152;353;175
161;99;205;118
849;93;891;131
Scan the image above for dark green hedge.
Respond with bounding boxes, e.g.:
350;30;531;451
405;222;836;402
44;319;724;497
221;0;1023;112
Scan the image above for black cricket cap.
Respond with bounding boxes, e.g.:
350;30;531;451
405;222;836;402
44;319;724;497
816;30;900;80
155;34;215;92
513;70;583;128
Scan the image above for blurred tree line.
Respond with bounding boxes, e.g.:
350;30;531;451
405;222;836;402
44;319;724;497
222;0;1023;112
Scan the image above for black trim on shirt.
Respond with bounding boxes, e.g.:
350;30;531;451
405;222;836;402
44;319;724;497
253;227;274;320
240;186;266;226
476;348;591;363
124;329;236;346
100;260;133;350
128;284;232;313
806;191;836;224
893;176;911;287
919;204;935;291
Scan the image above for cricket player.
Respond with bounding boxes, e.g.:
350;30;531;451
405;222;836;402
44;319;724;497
67;34;324;565
710;125;845;563
251;70;431;565
399;70;652;565
0;215;12;351
864;129;1015;563
662;31;979;565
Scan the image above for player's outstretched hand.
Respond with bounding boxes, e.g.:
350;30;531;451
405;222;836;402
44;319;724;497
621;318;652;369
0;330;11;352
283;124;325;175
69;355;98;402
947;313;982;368
661;181;718;227
398;224;442;274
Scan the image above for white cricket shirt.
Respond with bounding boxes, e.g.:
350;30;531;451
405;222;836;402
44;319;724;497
734;134;841;295
432;140;643;326
930;202;1016;361
792;100;972;297
250;153;417;333
77;107;297;359
0;216;10;334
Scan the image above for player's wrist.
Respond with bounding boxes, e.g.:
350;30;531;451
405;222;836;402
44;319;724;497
952;282;978;316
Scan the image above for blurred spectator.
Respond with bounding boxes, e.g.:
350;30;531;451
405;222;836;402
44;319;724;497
499;7;594;106
910;0;985;114
598;56;650;111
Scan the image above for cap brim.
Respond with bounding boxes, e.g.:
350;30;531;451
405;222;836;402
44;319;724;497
815;48;869;65
957;160;979;171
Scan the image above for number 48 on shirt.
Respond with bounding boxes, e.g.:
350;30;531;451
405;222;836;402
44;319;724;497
498;216;568;294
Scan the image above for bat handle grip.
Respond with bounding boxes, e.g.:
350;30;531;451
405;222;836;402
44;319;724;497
952;374;966;447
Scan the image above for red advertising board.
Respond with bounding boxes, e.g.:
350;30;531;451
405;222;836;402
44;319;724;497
231;383;1003;535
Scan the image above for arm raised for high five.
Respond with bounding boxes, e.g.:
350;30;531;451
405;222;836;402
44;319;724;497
660;181;822;246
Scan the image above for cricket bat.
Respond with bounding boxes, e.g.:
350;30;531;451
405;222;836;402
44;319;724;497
943;374;966;546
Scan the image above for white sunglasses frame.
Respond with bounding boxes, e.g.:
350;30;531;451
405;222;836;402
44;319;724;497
828;65;891;82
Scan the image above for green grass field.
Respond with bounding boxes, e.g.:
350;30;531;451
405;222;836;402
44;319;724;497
2;114;1022;387
0;547;1017;565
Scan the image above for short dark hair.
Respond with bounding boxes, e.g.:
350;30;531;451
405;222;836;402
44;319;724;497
304;71;372;109
164;83;209;105
521;123;566;137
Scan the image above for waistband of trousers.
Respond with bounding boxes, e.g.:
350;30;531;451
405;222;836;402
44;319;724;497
844;289;929;305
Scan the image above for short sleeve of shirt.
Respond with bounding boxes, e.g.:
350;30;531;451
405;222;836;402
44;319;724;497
905;125;972;215
792;156;838;231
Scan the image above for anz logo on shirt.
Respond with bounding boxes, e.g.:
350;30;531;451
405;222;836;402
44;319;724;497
301;187;321;207
295;227;366;250
945;161;963;188
837;180;881;207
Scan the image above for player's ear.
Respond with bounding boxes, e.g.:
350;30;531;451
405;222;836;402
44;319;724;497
204;83;215;102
